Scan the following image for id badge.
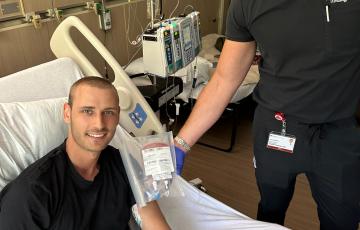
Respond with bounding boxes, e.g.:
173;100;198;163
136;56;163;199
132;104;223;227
267;131;296;153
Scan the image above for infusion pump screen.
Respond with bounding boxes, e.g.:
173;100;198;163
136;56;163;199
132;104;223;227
183;26;192;50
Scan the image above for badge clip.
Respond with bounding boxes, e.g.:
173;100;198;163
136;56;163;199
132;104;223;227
266;112;296;153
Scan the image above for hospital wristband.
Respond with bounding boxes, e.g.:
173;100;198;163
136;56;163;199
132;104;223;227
174;136;191;152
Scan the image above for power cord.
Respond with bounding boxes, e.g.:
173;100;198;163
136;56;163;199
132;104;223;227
103;30;109;79
169;0;180;18
182;5;195;15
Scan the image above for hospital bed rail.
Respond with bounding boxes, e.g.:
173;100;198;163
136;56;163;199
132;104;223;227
50;16;163;137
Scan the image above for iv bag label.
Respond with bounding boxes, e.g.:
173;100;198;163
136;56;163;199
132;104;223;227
142;146;175;178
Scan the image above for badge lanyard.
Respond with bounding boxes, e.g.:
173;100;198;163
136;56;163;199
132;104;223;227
275;112;287;136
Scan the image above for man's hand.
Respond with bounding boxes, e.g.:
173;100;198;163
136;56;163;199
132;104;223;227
175;146;186;175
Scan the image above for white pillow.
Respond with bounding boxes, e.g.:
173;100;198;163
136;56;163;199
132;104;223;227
0;97;68;190
124;57;145;76
0;58;83;103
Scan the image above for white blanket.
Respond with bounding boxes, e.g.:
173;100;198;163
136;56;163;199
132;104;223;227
159;176;287;230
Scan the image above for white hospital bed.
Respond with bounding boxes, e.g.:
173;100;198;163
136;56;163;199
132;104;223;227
0;16;286;230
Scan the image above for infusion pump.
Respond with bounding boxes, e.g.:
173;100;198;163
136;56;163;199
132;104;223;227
142;11;201;78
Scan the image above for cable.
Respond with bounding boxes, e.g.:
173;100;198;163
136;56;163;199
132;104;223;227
164;75;171;120
98;0;109;79
124;2;146;47
189;57;198;109
50;0;61;23
182;5;195;15
145;18;160;30
123;7;131;59
122;1;163;70
133;3;145;46
169;0;180;18
164;79;175;131
135;3;144;34
171;75;179;131
103;30;109;79
164;73;182;131
101;0;105;9
124;4;132;45
51;0;55;13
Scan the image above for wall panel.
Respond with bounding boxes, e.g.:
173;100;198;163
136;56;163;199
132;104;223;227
0;28;27;76
0;0;222;78
70;12;107;76
162;0;220;36
21;0;85;15
17;24;54;67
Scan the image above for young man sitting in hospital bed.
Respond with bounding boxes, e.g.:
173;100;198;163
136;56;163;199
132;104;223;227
0;77;169;230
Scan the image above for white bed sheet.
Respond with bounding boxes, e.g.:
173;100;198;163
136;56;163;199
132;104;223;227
159;176;287;230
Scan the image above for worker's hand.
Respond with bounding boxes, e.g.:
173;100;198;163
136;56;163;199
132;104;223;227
175;146;186;175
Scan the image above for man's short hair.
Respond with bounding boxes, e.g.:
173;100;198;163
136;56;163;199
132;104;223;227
68;76;119;107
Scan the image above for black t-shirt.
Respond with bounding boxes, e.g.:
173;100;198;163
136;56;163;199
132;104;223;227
0;142;135;230
226;0;360;123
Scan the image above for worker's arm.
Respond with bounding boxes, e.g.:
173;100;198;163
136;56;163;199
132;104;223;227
177;39;256;149
138;201;170;230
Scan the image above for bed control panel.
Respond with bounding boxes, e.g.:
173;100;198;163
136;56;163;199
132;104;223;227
129;103;148;129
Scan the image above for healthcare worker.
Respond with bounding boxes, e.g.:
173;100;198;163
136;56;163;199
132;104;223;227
174;1;360;229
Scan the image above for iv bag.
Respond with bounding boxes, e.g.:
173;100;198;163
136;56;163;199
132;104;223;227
110;125;183;207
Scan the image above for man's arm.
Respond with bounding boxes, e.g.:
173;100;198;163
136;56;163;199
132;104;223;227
138;201;170;230
177;39;256;149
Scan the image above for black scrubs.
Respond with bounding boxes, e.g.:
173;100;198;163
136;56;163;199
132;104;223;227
226;0;360;229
